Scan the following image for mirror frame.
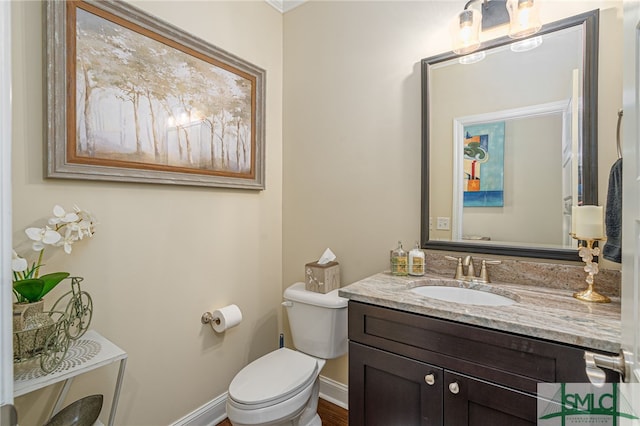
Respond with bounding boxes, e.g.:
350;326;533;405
421;10;599;261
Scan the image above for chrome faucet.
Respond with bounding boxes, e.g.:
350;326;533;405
445;255;501;283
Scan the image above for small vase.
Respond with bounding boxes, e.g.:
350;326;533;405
13;300;44;331
13;300;55;362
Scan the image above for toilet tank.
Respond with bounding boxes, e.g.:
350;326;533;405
283;282;348;359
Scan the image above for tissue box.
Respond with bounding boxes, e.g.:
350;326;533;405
305;261;340;293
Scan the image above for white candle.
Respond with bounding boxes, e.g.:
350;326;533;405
575;205;604;239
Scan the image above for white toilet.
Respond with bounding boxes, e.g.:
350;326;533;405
226;282;348;426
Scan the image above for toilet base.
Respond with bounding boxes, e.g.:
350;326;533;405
230;413;320;426
293;379;321;426
227;378;322;426
302;413;321;426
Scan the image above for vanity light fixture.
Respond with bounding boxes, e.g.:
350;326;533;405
506;0;542;38
450;8;482;55
450;0;542;55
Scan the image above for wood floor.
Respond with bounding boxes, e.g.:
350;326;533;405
316;398;348;426
216;398;348;426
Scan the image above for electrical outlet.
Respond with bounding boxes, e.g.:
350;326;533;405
429;217;433;230
436;217;450;230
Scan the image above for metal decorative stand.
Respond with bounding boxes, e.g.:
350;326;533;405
13;277;93;373
570;235;610;303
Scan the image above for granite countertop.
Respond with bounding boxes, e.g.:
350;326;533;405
339;272;621;353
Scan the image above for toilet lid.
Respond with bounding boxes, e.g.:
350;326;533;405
229;348;318;406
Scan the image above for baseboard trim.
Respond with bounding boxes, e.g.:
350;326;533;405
171;375;348;425
319;375;348;410
170;392;227;426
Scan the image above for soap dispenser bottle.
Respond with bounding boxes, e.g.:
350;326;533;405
408;242;425;276
390;241;408;276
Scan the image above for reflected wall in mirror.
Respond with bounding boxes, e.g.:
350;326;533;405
421;10;599;261
454;102;573;247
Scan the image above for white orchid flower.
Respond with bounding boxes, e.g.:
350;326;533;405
75;219;94;239
57;227;78;254
49;204;80;226
75;207;97;234
25;226;62;251
13;205;97;300
11;250;28;272
73;205;93;219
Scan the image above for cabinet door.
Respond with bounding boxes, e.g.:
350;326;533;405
349;342;443;426
443;371;537;426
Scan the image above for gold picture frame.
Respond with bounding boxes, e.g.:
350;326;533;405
46;0;266;189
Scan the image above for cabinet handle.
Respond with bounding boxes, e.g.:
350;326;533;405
448;382;460;394
424;373;435;385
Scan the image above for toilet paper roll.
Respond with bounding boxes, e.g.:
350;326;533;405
211;304;242;333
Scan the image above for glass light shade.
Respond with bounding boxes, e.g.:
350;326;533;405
506;0;541;38
450;9;481;55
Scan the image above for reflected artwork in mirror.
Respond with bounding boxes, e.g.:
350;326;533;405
421;10;599;261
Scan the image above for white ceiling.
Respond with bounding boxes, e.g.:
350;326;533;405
265;0;307;13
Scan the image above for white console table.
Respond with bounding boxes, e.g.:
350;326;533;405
13;330;127;426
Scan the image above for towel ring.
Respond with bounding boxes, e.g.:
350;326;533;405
616;109;623;159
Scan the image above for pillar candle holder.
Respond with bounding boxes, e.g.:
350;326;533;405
570;234;610;303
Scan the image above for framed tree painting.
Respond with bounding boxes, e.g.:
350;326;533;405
46;0;266;189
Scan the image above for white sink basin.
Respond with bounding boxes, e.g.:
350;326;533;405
410;285;517;306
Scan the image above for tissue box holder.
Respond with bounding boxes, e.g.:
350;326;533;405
305;261;340;293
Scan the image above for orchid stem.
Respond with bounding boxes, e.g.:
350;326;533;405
35;249;44;279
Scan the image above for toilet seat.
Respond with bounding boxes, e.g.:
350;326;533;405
228;347;319;409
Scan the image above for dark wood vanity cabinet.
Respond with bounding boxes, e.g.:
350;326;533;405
442;370;537;426
348;301;618;426
349;342;444;425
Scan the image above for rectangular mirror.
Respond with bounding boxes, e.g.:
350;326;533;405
421;10;599;261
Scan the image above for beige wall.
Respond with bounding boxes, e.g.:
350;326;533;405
12;1;282;425
282;0;622;386
463;115;564;245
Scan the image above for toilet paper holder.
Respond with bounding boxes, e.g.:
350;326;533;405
201;304;243;333
201;311;220;327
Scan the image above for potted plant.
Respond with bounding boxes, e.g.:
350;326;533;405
12;204;97;331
